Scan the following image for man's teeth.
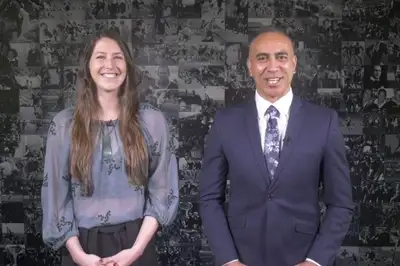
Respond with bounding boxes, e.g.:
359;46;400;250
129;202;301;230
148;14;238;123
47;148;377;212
266;78;280;84
101;73;118;78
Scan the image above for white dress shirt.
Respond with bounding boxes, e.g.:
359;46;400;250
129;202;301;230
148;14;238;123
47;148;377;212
255;88;292;151
223;89;321;266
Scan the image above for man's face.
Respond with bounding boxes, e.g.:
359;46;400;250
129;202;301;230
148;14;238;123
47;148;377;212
372;66;381;79
364;90;371;100
247;32;297;102
158;67;169;82
378;91;385;101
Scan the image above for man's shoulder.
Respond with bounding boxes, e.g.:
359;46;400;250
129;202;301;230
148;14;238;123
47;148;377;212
299;98;336;118
216;100;250;116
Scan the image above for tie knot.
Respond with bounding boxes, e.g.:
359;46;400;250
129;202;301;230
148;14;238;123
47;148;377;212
266;105;280;118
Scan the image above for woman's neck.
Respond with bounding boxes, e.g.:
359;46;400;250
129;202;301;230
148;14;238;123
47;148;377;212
97;94;120;121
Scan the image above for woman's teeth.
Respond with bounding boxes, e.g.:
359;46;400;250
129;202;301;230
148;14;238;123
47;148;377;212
101;73;118;78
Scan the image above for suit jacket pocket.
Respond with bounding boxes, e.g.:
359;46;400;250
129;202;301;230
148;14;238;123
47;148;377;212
294;220;318;235
227;215;246;229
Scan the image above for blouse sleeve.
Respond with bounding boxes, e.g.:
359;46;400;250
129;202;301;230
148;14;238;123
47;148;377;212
143;109;179;226
41;112;79;250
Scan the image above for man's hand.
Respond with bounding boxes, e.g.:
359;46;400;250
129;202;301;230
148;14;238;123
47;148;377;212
100;247;143;266
295;261;318;266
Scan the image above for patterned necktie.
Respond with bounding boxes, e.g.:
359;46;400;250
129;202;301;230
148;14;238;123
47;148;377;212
264;105;280;178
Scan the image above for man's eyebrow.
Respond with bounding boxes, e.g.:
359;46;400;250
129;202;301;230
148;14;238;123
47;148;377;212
255;51;289;57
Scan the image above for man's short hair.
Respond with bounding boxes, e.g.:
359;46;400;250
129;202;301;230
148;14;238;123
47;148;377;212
249;26;296;54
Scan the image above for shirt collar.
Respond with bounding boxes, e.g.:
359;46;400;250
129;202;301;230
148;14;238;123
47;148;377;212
255;88;293;119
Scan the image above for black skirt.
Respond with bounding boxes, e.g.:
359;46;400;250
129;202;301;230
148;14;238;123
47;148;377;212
61;219;159;266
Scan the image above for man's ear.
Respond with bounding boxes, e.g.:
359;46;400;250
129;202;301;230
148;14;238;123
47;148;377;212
247;59;252;77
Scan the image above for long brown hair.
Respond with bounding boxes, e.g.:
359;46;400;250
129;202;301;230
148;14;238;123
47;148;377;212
70;30;148;196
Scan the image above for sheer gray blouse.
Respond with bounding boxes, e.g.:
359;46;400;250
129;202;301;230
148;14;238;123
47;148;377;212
41;104;179;250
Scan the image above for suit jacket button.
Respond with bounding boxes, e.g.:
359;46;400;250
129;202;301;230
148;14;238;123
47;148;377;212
268;194;273;200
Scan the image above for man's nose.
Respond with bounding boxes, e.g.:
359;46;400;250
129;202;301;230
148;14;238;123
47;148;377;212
266;59;279;72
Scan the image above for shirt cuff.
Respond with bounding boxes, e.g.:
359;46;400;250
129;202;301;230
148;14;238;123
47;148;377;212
306;258;321;266
223;259;239;265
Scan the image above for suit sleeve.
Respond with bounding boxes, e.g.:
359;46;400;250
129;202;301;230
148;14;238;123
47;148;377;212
307;110;354;265
198;111;238;265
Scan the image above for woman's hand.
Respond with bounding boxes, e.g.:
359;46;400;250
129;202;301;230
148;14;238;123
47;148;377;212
100;247;143;266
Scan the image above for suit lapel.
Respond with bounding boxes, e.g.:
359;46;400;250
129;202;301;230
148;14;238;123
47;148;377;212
244;99;270;188
270;96;305;189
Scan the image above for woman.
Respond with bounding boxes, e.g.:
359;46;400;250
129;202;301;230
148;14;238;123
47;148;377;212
41;30;179;266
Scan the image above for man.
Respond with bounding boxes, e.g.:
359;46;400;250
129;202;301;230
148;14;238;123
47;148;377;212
154;66;178;90
198;28;354;266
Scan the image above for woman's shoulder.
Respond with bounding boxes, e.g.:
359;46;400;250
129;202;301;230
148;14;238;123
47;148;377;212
51;108;75;127
138;103;166;124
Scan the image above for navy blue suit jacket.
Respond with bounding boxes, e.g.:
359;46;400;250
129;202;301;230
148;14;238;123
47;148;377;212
199;96;354;266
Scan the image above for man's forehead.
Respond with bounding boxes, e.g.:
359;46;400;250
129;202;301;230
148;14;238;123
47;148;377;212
249;32;294;54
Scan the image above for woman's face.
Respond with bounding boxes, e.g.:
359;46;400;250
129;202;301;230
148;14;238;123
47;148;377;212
89;37;127;93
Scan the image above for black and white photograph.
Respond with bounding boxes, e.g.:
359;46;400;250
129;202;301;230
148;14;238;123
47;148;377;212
336;246;359;265
178;64;225;89
41;67;63;91
8;1;40;43
342;66;364;91
178;87;225;117
154;18;179;43
294;42;319;93
363;0;393;20
64;0;87;20
64;43;81;66
63;19;88;43
107;19;132;42
223;0;248;43
131;19;157;43
85;0;132;19
201;0;225;18
317;65;343;89
273;17;319;47
341;17;364;41
363;19;390;40
364;40;388;66
39;19;64;43
388;40;400;65
40;0;64;19
176;0;202;18
341;41;365;66
384;134;400;159
359;247;395;265
248;0;274;18
340;114;363;135
84;19;109;38
8;43;31;69
387;65;400;89
248;18;272;43
137;65;180;113
1;223;25;246
1;245;26;266
225;43;247;66
318;17;341;45
40;43;65;68
363;65;389;90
